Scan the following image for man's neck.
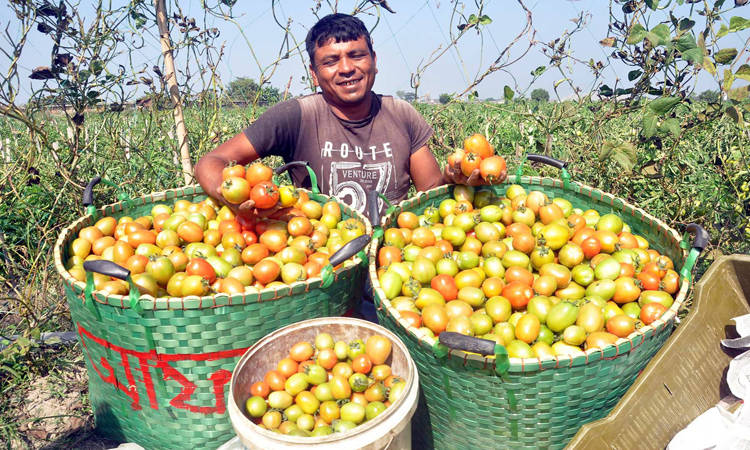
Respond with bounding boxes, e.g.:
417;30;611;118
324;91;374;121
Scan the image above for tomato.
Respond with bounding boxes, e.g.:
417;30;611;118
456;286;485;308
563;325;587;346
611;277;641;304
260;230;288;253
464;133;494;159
585;331;619;350
505;266;534;287
288;341;314;362
351;354;373;374
447;149;465;169
284;372;309;396
479;156;507;183
330;375;352;400
585;279;616;301
551;341;585;357
502;250;530;269
379;272;403;300
527;295;554;324
538;264;571;289
340;402;366;424
422;303;449;334
576;301;605;333
638;290;675;309
245;396;267;418
594;257;622;281
318;400;341;424
411;257;437;284
221;177;251;204
146;257;175;286
502;281;533;309
460;152;483;177
277;357;299;378
483;296;511;324
594;230;619;254
268;390;294;410
481;277;505;298
532;275;557;297
514;314;541;344
396;212;419;230
506;340;534;358
546;301;580;333
662;269;680;295
388;380;407;404
186;258;216;283
640;302;668;325
596;213;624;234
250;181;280;209
445;300;473;319
606;314;635;338
364;335;392;365
244;162;273;186
536;224;569;251
253;259;280;284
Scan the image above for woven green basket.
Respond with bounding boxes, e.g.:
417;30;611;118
368;159;706;450
54;183;371;450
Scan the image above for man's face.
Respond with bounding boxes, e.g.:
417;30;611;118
310;36;377;109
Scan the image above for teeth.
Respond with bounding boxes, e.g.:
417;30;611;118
340;80;358;86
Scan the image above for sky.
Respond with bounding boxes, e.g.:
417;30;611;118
1;0;747;104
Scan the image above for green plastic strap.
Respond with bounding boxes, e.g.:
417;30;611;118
441;373;458;421
378;194;395;216
680;248;700;283
493;344;510;374
320;264;334;289
372;227;384;240
561;167;571;191
83;272;102;320
125;276;144;315
302;166;322;200
86;205;97;220
500;371;519;438
431;340;449;358
515;164;524;179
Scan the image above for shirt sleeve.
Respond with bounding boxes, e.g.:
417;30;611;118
242;99;302;159
393;99;434;155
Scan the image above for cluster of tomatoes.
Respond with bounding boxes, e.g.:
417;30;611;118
375;184;681;358
220;162;280;208
244;333;404;437
447;134;507;183
64;162;367;298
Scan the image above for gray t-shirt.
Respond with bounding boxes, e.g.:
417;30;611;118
243;92;433;218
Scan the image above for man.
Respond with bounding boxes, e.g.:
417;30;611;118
195;13;489;221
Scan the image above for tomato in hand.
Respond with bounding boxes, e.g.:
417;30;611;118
464;133;493;159
245;162;273;187
250;181;280;209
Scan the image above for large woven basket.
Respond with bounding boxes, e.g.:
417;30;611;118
368;159;706;450
54;184;371;450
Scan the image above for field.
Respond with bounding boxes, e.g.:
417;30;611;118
1;100;749;448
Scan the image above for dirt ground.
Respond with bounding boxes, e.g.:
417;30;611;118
8;364;119;450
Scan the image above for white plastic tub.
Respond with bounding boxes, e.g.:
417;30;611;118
227;317;419;450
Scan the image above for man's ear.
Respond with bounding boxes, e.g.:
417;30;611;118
373;51;378;74
309;64;319;87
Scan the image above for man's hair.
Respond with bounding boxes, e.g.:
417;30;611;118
306;14;374;67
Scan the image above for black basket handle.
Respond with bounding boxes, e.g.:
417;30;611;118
526;154;568;170
83;177;102;207
680;223;709;281
83;260;131;280
439;332;497;356
328;234;372;268
82;260;143;315
369;190;381;228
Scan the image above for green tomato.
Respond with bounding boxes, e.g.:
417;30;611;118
332;420;358;433
585;279;616;301
536;325;554;346
527;296;554;324
596;213;624;234
621;302;641;320
314;382;334;402
638;290;674;309
480;205;503;223
311;426;333;437
284;404;304;423
285;373;309;396
334;341;349;360
349;373;370;393
304;364;328;386
340;402;366;424
389;381;407;404
347;339;366;359
436;258;459;277
245;396;268;418
267;391;293;410
315;333;335;350
546;302;580;333
411;257;437;284
365;401;387;421
505;339;534;358
379;272;403;300
456;252;480;270
484;296;512;324
571;264;595;286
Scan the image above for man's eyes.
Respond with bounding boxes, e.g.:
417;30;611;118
321;54;367;66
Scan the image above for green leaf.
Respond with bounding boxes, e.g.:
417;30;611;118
504;85;514;102
729;16;750;32
736;64;750;82
725;106;744;125
675;34;698;52
677;18;695;34
714;48;738;65
468;14;478;24
717;24;729;39
642;110;658;138
627;24;647;45
645;32;662;47
682;48;704;63
729;86;749;102
724;69;735;92
478;15;492;25
652;24;671;44
648;97;681;115
599;141;615;161
531;66;546;77
645;0;660;10
79;69;91;80
628;70;642;81
660;118;682;137
599;85;614;97
91;60;104;76
613;153;636;172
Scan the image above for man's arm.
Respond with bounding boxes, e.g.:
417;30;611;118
194;132;263;216
409;146;445;192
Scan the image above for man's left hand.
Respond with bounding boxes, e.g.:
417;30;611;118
443;160;507;186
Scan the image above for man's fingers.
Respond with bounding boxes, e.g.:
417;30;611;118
467;169;483;186
238;199;256;214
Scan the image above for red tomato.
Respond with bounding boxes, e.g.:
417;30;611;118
250;181;280;209
186;258;216;283
431;274;458;301
640;302;668;325
502;281;534;309
245;162;273;187
351;354;373;374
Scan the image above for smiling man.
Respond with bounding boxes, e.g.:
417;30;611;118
195;13;478;221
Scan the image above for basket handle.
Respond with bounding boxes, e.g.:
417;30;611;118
273;161;322;200
516;153;571;190
82;260;143;315
680;223;709;282
320;234;372;288
82;176;134;219
437;332;510;374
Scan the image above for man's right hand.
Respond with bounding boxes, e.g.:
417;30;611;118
214;187;292;220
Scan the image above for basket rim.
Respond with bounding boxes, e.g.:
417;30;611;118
368;176;692;372
54;184;372;311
